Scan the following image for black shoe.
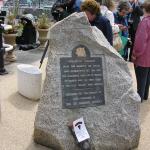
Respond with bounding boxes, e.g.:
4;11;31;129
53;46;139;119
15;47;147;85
0;68;8;75
144;94;149;100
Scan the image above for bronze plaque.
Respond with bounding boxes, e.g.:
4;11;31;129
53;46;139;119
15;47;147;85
60;45;105;109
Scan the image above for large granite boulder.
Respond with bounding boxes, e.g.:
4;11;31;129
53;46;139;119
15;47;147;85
34;12;141;150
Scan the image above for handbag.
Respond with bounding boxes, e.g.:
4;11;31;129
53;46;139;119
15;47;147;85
118;32;128;56
113;33;122;51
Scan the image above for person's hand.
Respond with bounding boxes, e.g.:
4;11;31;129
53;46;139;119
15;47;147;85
118;24;128;31
132;55;136;61
122;26;128;31
129;8;133;13
118;24;123;30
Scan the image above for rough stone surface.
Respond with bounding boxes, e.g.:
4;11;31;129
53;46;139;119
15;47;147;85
34;12;141;150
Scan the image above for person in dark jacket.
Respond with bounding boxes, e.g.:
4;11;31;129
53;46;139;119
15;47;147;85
51;0;76;21
81;0;113;45
128;0;143;61
16;14;36;45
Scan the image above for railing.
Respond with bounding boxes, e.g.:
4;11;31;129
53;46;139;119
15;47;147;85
1;6;53;18
3;0;55;8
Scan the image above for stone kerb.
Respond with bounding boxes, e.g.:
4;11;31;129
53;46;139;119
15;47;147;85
34;12;141;150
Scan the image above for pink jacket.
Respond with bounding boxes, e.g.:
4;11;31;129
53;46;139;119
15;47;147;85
132;16;150;67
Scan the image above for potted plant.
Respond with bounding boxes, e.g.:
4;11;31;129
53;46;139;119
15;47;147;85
37;13;51;47
3;13;18;44
3;13;18;61
3;0;20;62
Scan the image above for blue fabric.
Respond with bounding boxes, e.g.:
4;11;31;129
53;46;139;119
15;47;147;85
114;12;129;37
91;15;113;45
73;0;85;12
114;12;129;60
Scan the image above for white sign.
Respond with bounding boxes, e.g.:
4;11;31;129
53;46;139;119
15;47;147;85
73;117;90;143
1;24;12;31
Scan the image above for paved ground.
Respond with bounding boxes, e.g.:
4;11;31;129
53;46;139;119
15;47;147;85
0;49;149;150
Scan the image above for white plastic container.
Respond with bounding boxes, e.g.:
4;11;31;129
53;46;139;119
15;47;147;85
17;64;42;100
3;43;13;52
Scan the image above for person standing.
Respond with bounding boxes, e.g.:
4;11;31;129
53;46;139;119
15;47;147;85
81;0;113;45
114;1;130;60
98;0;119;32
51;0;76;21
128;0;143;62
98;0;120;50
132;0;150;102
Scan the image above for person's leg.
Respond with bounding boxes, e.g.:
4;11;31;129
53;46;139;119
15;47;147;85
129;26;135;62
135;66;149;102
144;68;150;100
123;45;128;61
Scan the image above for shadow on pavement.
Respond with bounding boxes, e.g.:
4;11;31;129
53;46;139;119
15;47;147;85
26;140;50;150
7;92;38;111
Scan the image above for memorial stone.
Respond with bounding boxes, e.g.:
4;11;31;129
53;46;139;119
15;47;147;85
34;12;141;150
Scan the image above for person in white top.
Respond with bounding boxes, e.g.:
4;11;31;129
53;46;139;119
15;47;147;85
97;0;121;50
99;0;120;33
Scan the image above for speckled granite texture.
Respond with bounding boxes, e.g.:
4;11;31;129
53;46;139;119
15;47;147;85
34;12;141;150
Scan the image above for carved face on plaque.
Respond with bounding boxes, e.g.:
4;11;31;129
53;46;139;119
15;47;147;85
75;47;86;57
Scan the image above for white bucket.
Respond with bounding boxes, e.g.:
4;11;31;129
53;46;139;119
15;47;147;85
17;64;42;100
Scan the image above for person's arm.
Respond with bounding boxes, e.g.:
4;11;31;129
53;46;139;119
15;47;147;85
105;11;114;26
104;19;113;45
93;16;113;45
106;11;120;33
132;20;148;59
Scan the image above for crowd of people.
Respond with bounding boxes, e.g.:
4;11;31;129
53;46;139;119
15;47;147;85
51;0;150;102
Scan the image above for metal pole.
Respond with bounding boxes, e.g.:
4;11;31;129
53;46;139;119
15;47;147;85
39;40;49;69
0;21;8;75
39;0;40;8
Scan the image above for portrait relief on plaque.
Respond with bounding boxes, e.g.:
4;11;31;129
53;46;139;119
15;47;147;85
60;45;105;109
75;47;86;57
